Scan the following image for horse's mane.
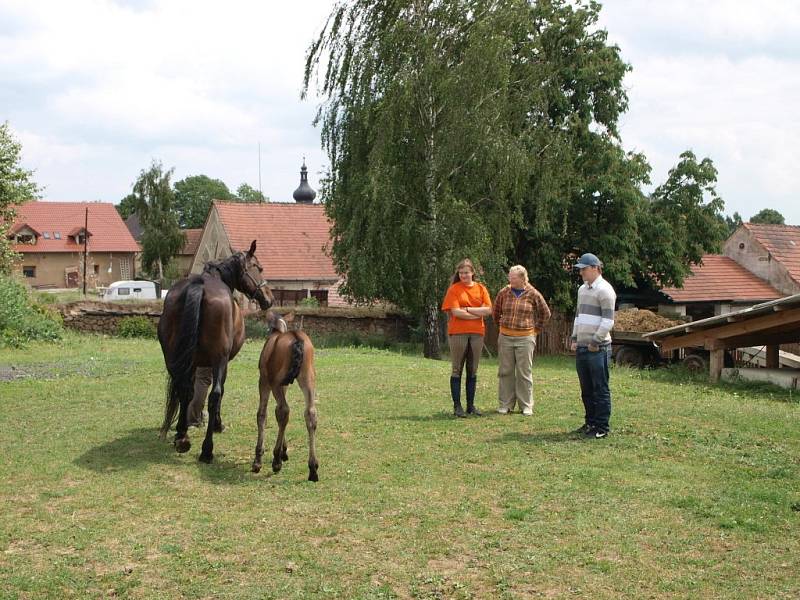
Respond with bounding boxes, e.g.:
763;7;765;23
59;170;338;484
202;253;242;289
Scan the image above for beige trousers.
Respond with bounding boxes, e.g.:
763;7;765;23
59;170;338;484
497;334;536;413
448;334;484;378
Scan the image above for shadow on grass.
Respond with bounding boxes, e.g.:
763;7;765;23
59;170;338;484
388;412;457;422
75;427;174;472
75;427;309;486
491;430;582;445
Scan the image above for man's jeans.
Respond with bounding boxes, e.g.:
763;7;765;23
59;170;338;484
575;345;612;431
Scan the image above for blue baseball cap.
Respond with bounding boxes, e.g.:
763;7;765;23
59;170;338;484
574;253;602;268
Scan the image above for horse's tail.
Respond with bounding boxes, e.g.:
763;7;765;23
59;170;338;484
281;332;305;386
160;279;204;439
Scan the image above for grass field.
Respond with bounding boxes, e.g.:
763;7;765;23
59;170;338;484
1;334;799;599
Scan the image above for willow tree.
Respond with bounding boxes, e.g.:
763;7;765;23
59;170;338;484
304;0;530;358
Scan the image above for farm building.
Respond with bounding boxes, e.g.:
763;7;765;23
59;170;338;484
173;228;202;277
658;254;783;321
646;293;800;386
9;201;139;289
190;200;346;307
723;223;800;296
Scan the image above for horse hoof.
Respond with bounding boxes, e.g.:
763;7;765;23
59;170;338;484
198;453;213;464
281;450;289;462
175;439;191;453
308;471;319;482
252;462;262;473
271;462;282;474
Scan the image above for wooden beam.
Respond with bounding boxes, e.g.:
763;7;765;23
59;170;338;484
655;307;800;351
766;345;780;369
709;348;724;383
717;328;800;350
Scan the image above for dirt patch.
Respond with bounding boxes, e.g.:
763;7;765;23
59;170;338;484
0;362;100;381
0;366;29;381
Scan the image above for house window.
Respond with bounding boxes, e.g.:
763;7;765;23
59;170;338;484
93;265;100;275
43;232;51;239
77;234;86;245
54;232;61;239
16;234;34;244
23;266;36;278
118;288;130;296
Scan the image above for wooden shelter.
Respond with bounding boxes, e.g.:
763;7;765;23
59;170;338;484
644;293;800;382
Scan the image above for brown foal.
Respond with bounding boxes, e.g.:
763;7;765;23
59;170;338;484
251;313;319;482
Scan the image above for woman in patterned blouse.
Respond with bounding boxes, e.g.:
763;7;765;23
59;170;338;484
492;265;551;416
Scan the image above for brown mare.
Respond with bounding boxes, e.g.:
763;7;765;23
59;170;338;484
158;240;273;463
251;313;319;481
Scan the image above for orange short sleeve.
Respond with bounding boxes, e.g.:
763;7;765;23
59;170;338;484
441;284;461;311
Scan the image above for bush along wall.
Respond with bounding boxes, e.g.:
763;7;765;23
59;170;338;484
0;275;64;347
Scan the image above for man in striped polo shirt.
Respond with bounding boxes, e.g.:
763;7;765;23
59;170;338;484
570;253;616;439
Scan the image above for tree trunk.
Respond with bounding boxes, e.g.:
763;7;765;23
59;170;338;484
423;302;441;359
157;258;164;282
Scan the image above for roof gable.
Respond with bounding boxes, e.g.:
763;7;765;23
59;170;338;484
11;202;140;253
661;254;782;303
212;201;337;280
742;223;800;284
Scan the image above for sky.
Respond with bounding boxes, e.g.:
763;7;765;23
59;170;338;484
1;0;798;223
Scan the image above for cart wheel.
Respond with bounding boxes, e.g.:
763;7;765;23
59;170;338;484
683;352;709;372
615;345;644;368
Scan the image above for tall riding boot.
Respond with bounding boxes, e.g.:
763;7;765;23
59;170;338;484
450;376;466;418
466;375;481;416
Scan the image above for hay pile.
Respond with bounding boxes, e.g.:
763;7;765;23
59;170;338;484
613;308;685;333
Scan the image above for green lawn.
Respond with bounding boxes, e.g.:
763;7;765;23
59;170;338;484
1;334;798;599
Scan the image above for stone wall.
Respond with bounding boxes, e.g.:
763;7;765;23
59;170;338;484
58;301;411;340
248;307;412;341
59;301;161;335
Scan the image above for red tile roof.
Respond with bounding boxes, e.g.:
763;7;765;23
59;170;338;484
743;223;800;285
214;201;337;281
661;254;782;303
10;202;140;253
180;228;203;256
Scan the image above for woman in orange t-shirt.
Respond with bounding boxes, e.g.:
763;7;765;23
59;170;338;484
440;258;492;417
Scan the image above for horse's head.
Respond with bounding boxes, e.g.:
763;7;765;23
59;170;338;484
236;240;274;311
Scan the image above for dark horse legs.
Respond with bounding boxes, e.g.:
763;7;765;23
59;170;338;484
199;360;228;463
174;390;191;453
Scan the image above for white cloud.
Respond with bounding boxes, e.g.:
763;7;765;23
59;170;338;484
1;0;334;202
600;0;800;223
2;0;798;224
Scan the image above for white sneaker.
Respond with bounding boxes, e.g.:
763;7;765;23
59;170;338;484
522;410;533;416
497;407;509;414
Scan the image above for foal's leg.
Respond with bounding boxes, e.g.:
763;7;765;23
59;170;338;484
199;360;227;464
271;385;290;473
299;370;319;482
188;367;212;427
251;373;272;473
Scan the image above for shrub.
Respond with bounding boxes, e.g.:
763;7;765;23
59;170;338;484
0;274;64;347
244;315;271;340
117;316;157;338
298;296;320;308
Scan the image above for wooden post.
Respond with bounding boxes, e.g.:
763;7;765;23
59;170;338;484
710;348;724;383
766;344;780;369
